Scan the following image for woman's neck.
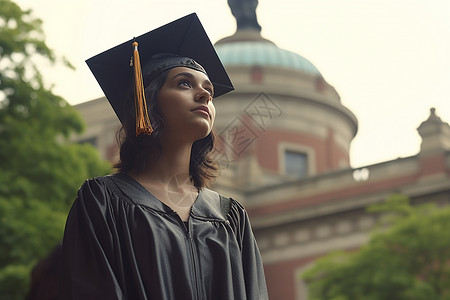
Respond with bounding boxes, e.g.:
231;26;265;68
129;139;198;221
133;137;193;186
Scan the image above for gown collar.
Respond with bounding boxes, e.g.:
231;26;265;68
108;173;227;221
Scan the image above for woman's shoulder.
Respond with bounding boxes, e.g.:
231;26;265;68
201;189;257;240
76;174;130;206
80;173;133;192
78;174;115;194
200;188;249;224
226;197;249;224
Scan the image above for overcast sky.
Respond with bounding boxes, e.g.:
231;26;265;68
14;0;450;168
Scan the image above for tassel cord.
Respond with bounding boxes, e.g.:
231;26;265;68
132;41;153;136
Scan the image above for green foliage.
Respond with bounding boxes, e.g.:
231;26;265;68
303;194;450;300
0;1;111;298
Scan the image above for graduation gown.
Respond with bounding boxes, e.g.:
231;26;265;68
59;173;268;300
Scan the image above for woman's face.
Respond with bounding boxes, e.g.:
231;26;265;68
157;67;216;142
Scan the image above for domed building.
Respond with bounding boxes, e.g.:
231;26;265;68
211;28;358;192
73;10;450;300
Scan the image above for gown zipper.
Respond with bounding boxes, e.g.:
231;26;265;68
187;231;201;300
176;215;201;300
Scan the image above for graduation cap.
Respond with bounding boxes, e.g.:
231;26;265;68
86;13;234;135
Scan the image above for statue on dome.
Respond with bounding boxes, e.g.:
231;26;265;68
228;0;261;31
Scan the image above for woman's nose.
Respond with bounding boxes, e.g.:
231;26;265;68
195;88;212;103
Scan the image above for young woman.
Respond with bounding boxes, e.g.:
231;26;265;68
58;14;268;300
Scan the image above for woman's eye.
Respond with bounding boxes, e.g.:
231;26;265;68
178;80;191;87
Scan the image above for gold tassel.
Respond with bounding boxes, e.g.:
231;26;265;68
132;41;153;136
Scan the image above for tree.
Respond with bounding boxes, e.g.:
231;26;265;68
303;194;450;300
0;1;110;298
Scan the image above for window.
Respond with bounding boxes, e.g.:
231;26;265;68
285;150;308;178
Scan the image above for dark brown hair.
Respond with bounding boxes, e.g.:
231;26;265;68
114;69;219;189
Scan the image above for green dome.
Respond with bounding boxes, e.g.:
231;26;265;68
215;41;321;76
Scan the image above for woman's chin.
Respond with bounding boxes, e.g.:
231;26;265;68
190;121;212;140
193;128;212;141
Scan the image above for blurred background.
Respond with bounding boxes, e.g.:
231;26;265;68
1;0;450;299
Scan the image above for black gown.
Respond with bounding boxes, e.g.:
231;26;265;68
58;173;268;299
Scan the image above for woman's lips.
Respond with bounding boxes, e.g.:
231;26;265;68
191;105;210;118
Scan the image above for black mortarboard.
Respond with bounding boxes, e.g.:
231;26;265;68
85;13;234;132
